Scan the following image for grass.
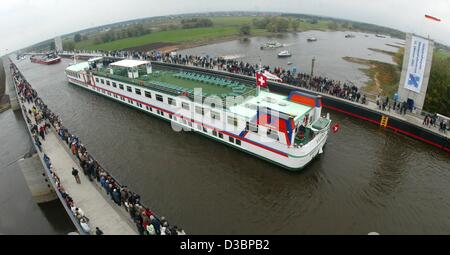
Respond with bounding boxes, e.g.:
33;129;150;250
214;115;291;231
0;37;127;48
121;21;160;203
77;27;240;51
343;56;401;97
74;16;334;51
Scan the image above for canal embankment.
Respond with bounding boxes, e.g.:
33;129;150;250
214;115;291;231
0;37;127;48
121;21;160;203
0;59;11;113
11;61;185;235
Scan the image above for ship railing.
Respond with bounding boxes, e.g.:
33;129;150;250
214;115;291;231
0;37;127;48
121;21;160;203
90;69;233;108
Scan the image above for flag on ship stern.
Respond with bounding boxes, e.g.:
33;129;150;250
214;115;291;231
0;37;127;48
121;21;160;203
256;71;268;88
332;123;340;133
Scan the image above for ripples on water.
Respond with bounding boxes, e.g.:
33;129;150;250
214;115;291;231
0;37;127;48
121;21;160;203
9;46;450;234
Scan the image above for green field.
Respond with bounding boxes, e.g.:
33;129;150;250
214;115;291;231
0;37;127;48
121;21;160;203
74;16;334;51
76;27;240;50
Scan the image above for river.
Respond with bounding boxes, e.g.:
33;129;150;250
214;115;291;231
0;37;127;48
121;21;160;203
179;30;404;88
3;31;450;234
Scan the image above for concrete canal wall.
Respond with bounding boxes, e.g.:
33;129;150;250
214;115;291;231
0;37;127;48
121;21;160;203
0;59;11;113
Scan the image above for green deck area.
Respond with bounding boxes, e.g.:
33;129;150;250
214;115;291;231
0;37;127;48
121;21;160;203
94;67;256;98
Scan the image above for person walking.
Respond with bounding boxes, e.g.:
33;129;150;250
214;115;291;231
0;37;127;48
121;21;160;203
95;227;104;235
72;167;81;184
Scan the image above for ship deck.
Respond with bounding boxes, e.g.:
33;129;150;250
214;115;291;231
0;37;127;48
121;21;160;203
92;66;257;99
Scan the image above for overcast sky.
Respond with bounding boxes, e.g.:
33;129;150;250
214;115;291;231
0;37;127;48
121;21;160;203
0;0;448;54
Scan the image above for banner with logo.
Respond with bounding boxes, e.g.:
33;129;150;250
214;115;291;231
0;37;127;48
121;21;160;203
404;36;429;93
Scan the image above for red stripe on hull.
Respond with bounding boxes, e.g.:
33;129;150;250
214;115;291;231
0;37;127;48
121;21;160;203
323;104;449;153
69;78;289;157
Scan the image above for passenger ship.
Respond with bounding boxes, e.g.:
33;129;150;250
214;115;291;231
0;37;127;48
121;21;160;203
65;57;331;170
30;52;61;65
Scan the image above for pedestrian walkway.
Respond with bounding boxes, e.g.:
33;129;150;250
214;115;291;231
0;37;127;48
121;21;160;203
364;100;449;138
22;100;137;235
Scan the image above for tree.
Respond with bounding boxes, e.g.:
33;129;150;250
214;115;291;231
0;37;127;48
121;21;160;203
252;17;270;29
424;53;450;116
239;24;251;36
74;33;82;42
292;19;300;32
63;41;75;51
275;18;289;32
328;22;338;30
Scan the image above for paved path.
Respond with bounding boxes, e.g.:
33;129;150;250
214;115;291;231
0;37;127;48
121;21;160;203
364;100;450;139
22;100;136;235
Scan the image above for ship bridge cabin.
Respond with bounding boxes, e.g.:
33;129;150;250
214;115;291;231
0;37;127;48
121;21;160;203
230;90;325;147
109;59;153;79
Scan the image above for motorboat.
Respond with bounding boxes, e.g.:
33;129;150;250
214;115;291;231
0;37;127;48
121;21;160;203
260;41;283;50
277;50;292;58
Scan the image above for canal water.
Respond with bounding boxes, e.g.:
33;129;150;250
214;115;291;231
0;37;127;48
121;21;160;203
5;31;450;234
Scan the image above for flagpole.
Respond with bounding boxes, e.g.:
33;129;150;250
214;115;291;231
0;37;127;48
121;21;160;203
257;58;262;97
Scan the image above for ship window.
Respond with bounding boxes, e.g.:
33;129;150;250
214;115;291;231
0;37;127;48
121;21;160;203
182;102;190;110
106;80;110;86
219;133;223;139
246;122;258;132
144;91;152;98
119;84;124;90
227;116;238;126
210;110;221;120
135;88;141;95
107;92;111;96
203;126;207;132
236;139;241;146
168;97;176;106
267;129;279;141
101;79;104;84
195;106;204;115
95;78;99;83
112;82;116;88
212;130;217;136
229;136;235;143
127;86;132;92
188;121;192;127
169;114;173;119
156;94;163;102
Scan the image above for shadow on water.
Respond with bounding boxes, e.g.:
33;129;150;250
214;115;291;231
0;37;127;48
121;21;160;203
37;200;75;234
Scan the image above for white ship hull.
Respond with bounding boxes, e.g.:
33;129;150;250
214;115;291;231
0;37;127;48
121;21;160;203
66;71;330;171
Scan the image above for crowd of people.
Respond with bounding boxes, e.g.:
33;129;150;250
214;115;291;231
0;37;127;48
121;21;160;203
11;62;185;235
423;113;449;133
65;49;374;103
61;49;450;134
